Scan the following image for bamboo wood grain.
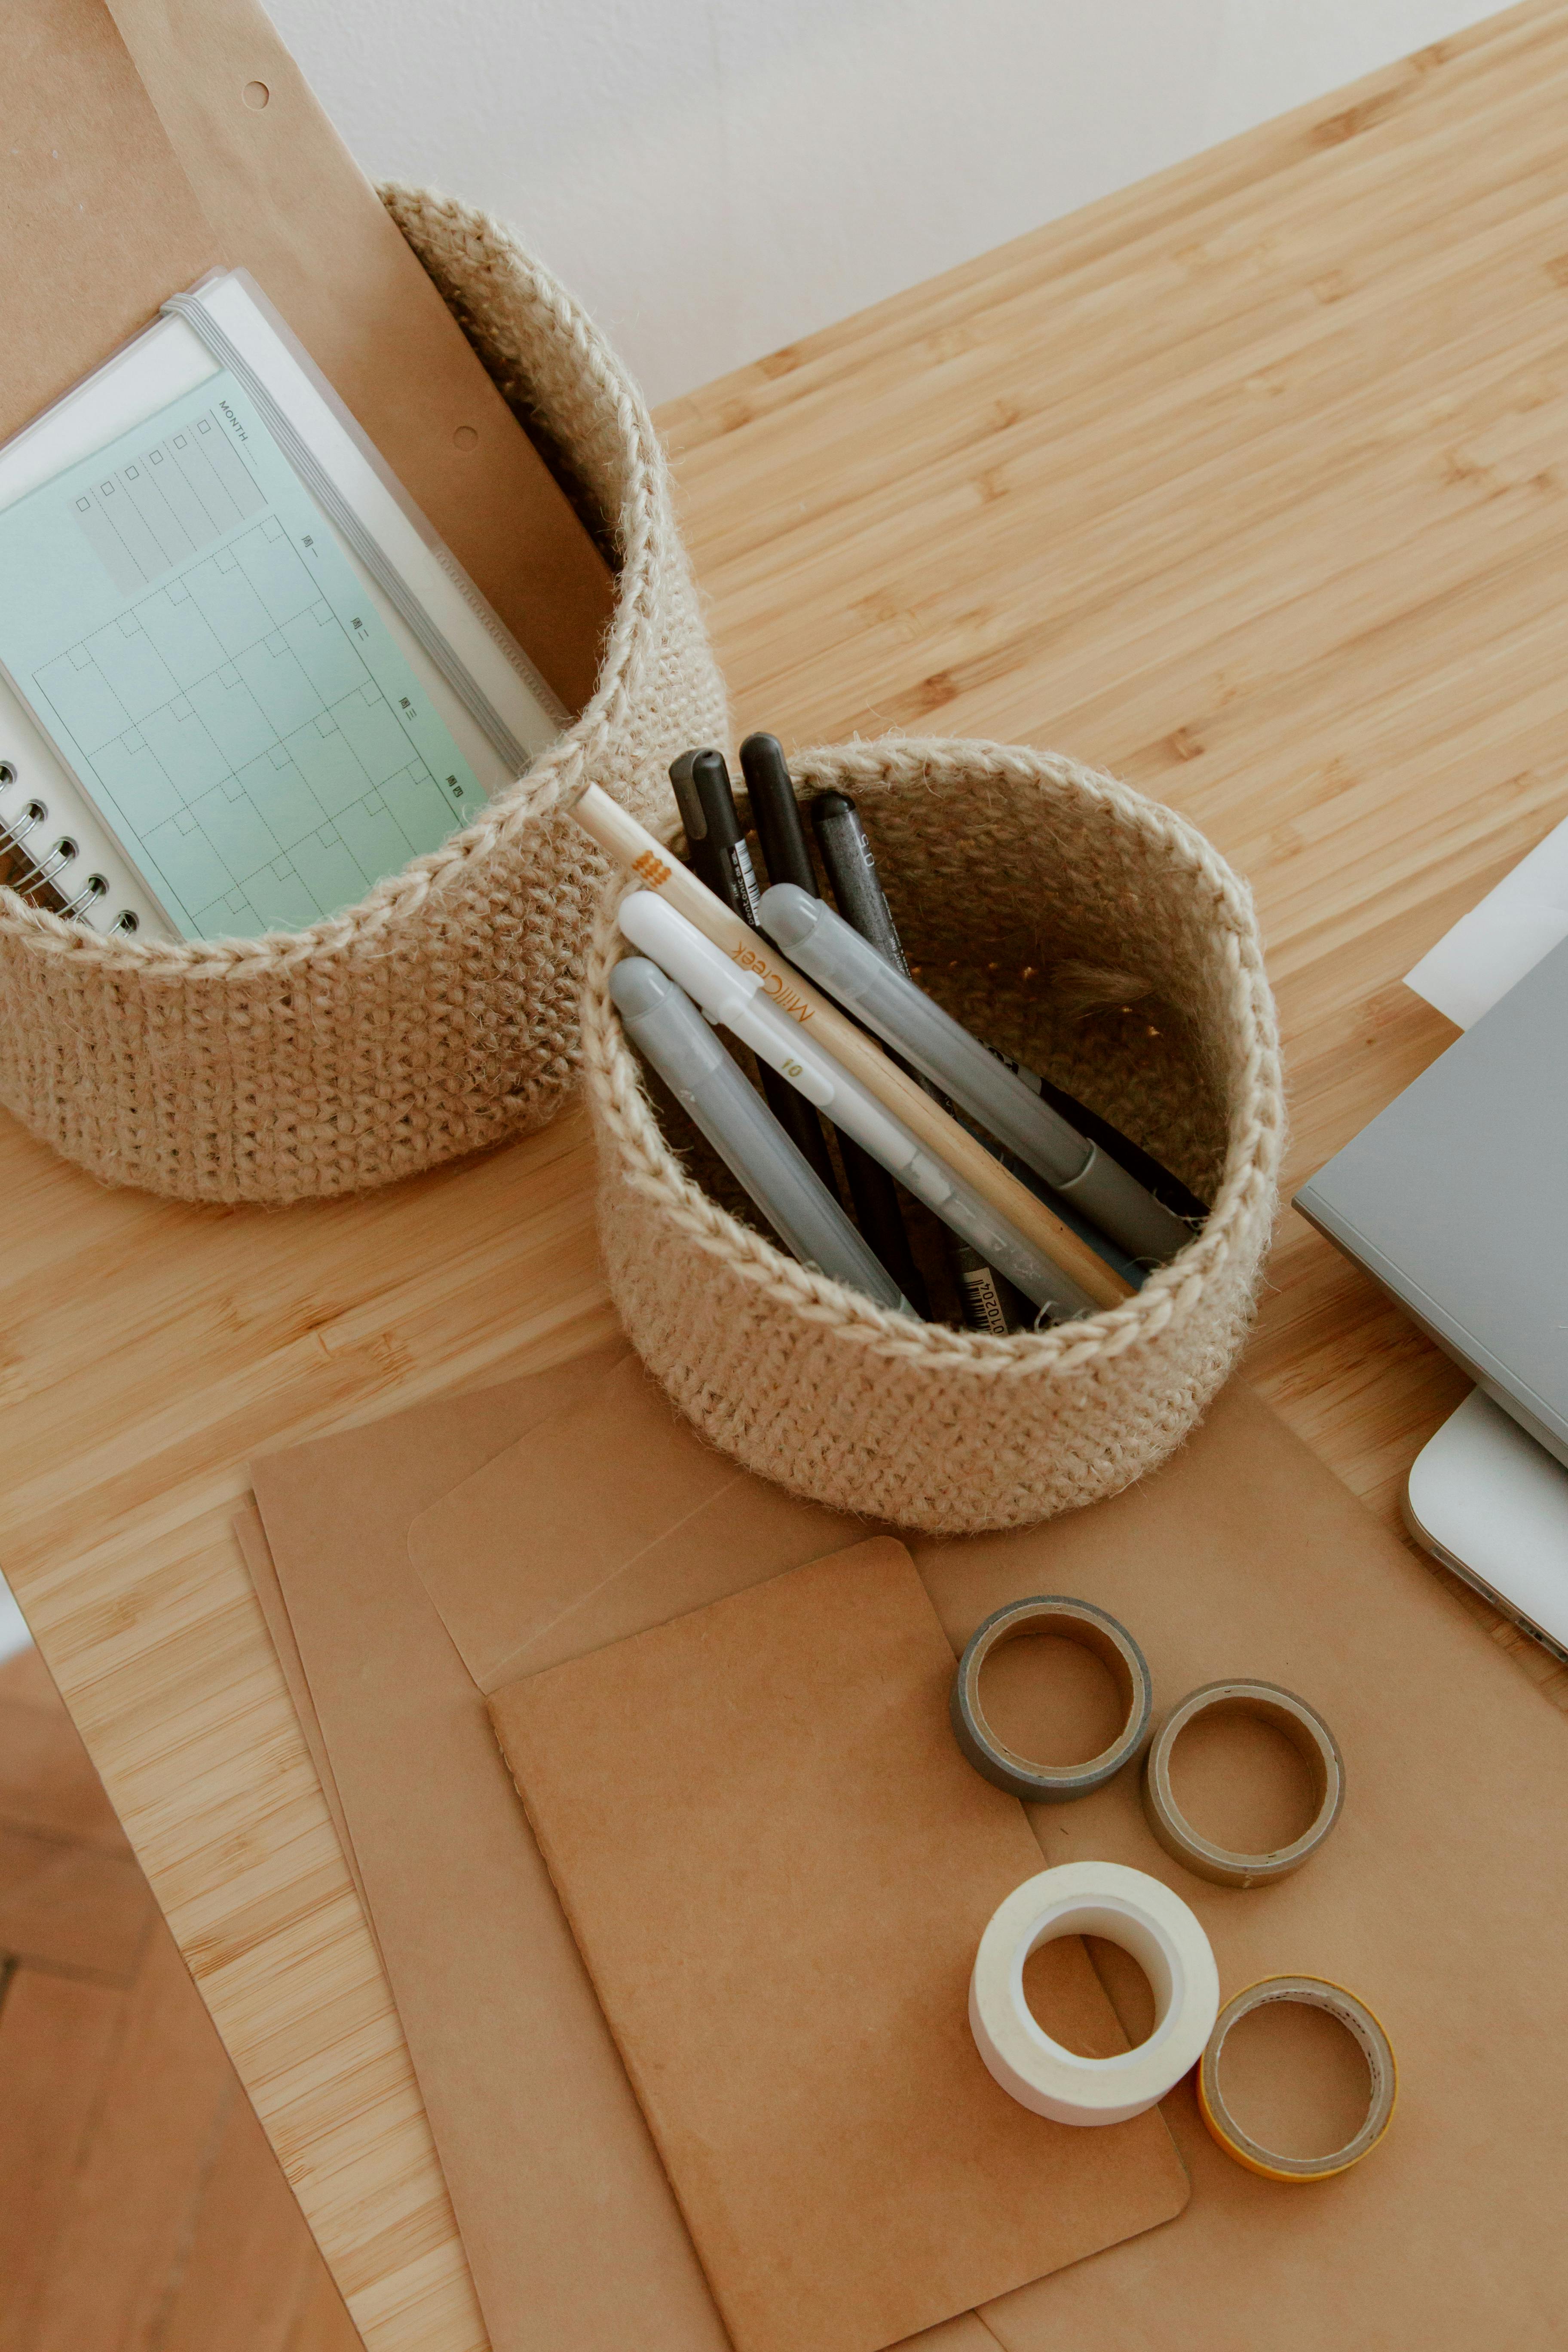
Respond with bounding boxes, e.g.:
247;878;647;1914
570;781;1129;1308
6;6;1568;2345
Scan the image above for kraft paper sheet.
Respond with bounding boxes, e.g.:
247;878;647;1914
248;1355;1568;2349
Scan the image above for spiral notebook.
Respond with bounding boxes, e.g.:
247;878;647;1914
0;269;566;941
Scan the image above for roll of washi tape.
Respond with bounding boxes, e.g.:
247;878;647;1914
969;1861;1219;2125
1198;1976;1397;2181
951;1597;1152;1803
1142;1679;1344;1889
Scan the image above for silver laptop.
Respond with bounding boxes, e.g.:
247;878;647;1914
1295;933;1568;1471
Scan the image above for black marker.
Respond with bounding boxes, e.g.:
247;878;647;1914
740;732;816;895
688;748;763;922
668;750;723;897
670;748;843;1201
739;735;930;1318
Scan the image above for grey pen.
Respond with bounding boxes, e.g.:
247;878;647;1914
759;883;1193;1265
808;789;907;971
740;734;931;1318
609;958;909;1313
813;788;1200;1237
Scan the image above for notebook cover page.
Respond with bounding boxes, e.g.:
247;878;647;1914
489;1537;1188;2352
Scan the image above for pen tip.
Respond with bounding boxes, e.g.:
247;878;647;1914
809;788;857;825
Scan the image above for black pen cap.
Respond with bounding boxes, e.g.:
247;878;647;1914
669;749;726;894
668;749;704;839
688;749;748;851
739;733;816;895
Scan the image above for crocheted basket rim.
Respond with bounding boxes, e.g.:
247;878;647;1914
585;737;1284;1382
0;191;657;981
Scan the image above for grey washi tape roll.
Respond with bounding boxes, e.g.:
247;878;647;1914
1142;1679;1344;1888
1198;1975;1397;2181
950;1596;1153;1803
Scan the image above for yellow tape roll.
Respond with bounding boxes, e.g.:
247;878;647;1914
1197;1975;1397;2183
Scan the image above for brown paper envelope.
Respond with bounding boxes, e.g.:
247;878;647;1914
904;1381;1568;2350
265;1347;1568;2347
391;1359;1568;2343
3;0;218;437
231;1500;372;1929
257;1351;1179;2352
490;1537;1189;2352
905;2327;997;2352
252;1347;738;2352
104;0;613;710
405;1354;1185;2331
408;1351;852;1691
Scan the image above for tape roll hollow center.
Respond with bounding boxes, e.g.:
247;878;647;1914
969;1861;1220;2126
1143;1681;1344;1888
951;1597;1153;1803
1198;1976;1397;2181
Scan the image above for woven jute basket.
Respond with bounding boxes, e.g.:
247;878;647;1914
582;738;1284;1534
0;190;726;1203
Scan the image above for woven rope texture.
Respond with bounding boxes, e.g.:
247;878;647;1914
0;189;726;1201
582;738;1285;1534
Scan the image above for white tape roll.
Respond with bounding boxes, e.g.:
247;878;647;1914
969;1862;1220;2126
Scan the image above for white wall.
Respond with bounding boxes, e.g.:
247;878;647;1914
266;0;1493;405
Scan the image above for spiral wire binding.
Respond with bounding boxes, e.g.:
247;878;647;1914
0;763;121;931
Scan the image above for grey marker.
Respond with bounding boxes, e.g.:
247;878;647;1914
809;790;908;973
609;958;911;1314
758;884;1192;1267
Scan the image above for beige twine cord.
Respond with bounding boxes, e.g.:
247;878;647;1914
0;188;727;1200
582;737;1284;1532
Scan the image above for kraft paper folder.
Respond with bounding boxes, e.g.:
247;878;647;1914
491;1535;1187;2352
245;1349;1568;2350
10;0;612;715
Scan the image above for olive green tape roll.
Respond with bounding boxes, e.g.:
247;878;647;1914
1199;1975;1397;2182
1142;1679;1344;1888
950;1596;1152;1803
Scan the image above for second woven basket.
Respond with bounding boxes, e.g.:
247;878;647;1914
582;737;1284;1535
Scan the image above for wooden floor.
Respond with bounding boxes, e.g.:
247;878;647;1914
0;1642;359;2352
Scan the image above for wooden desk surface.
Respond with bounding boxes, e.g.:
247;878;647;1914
6;6;1568;2342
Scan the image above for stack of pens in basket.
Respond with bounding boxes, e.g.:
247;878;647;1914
582;736;1208;1331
